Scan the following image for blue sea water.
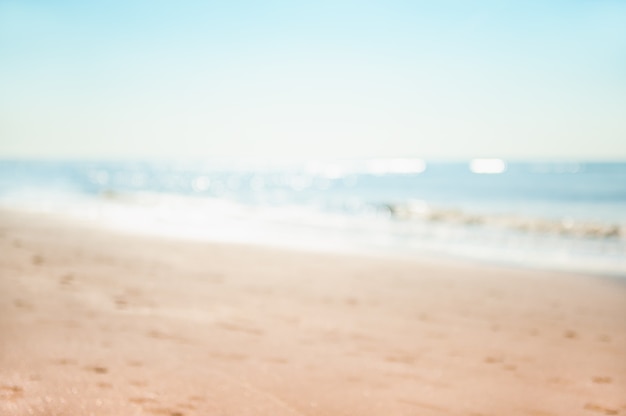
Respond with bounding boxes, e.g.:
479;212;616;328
1;158;625;275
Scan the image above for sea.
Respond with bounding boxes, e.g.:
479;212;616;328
1;158;625;276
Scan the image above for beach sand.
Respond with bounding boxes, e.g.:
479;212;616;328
1;210;625;416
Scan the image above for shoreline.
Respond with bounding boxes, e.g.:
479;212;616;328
3;205;625;280
1;209;625;415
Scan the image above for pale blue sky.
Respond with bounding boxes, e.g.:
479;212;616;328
1;0;625;159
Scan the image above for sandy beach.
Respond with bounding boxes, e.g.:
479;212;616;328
0;209;624;416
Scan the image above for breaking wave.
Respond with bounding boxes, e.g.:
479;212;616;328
385;201;624;240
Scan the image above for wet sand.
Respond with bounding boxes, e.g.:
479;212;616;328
1;210;625;415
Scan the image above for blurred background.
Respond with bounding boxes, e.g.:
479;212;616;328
1;0;625;274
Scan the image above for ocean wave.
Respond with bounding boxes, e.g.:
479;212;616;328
2;187;625;275
97;191;626;240
385;201;624;239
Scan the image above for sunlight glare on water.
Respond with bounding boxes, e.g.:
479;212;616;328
469;159;507;174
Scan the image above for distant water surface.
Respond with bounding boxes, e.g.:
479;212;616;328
1;159;625;276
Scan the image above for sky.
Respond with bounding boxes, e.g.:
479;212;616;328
1;0;625;160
